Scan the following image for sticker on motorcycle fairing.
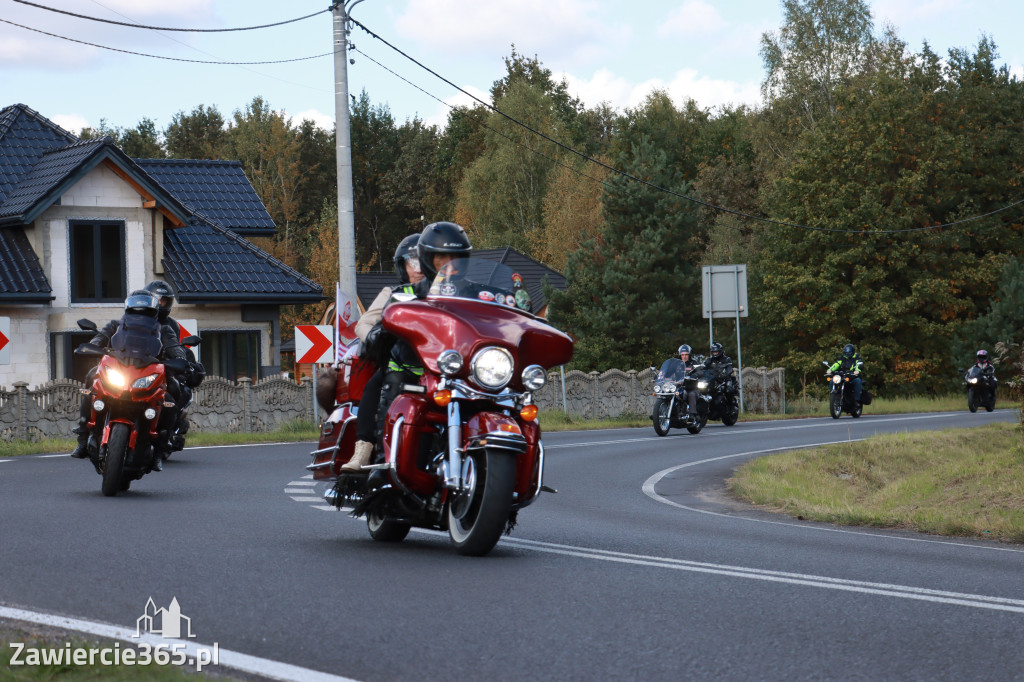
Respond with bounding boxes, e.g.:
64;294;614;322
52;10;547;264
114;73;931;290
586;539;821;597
515;289;531;310
494;294;506;305
478;290;495;302
512;273;524;289
439;283;457;296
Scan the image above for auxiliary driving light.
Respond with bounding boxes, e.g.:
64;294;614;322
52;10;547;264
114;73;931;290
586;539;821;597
92;400;106;412
144;408;158;420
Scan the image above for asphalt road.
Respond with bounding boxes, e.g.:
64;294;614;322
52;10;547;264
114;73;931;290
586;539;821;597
1;409;1021;681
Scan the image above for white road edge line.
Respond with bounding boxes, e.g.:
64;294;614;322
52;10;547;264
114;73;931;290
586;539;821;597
0;605;358;682
641;440;1024;554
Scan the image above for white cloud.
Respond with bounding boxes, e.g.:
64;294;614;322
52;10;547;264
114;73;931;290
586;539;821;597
293;108;335;131
50;113;91;135
658;1;727;39
559;67;760;113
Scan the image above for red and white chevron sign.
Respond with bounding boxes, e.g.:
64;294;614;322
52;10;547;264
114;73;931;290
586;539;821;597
295;325;335;364
0;317;9;365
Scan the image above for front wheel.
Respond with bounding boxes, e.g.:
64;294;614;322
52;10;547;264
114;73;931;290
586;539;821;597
721;400;739;426
967;388;978;413
447;448;516;556
101;423;130;497
686;409;708;434
367;507;411;543
829;391;842;419
652;398;671;436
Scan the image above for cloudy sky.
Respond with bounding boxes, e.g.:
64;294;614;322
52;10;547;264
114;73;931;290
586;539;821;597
3;0;1023;135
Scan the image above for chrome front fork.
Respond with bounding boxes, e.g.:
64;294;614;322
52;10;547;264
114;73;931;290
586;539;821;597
443;401;463;490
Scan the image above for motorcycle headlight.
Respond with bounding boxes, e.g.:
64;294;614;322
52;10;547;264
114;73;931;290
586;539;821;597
832;375;842;385
521;364;546;391
968;377;978;384
470;347;514;389
132;373;160;389
697;380;708;390
102;369;126;390
437;349;463;376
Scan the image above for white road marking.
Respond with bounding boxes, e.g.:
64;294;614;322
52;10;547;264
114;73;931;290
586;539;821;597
642;441;1024;554
289;496;325;503
284;488;313;494
0;605;359;682
491;536;1024;614
38;454;69;458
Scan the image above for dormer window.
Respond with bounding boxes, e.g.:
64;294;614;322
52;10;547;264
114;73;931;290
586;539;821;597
69;220;126;303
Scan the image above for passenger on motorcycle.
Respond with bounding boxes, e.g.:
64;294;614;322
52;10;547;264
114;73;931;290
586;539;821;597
145;280;205;450
677;344;700;416
828;344;864;403
69;291;188;469
343;234;425;472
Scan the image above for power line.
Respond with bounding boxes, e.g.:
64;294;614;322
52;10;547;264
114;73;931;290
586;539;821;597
350;17;1024;235
13;0;329;32
0;18;334;65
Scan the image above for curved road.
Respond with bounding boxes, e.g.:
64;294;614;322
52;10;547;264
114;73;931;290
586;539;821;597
1;409;1021;680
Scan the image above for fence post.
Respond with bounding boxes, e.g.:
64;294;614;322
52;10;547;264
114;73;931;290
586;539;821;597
239;377;252;433
14;381;28;440
301;376;314;426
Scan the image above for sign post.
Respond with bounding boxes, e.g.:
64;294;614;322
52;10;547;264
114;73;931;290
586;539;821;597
295;325;336;425
702;265;748;412
0;317;10;365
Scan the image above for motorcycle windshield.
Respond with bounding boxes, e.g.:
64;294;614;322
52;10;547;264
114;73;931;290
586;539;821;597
108;313;164;366
383;257;574;378
657;358;688;382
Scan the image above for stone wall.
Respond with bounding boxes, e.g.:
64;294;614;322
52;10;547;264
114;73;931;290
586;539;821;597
0;366;784;442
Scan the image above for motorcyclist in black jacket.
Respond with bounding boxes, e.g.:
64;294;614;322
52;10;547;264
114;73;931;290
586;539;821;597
70;290;188;469
702;342;733;374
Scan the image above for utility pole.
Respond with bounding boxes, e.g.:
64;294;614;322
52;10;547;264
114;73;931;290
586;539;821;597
333;0;364;318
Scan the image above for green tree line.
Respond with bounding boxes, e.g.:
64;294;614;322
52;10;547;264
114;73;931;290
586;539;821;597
88;0;1024;395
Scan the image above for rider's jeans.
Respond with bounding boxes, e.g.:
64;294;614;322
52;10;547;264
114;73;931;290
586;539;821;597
850;377;862;402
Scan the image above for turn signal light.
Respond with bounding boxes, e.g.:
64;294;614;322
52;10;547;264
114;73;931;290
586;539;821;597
433;389;451;407
520;404;538;421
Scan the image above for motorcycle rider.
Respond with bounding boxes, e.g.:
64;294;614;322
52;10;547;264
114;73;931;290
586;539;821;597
145;279;204;451
343;234;425;472
69;290;188;470
677;344;700;417
702;341;733;374
828;343;864;403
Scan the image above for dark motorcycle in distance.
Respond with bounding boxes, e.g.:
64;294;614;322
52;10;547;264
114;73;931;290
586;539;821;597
822;361;869;419
963;365;997;413
309;257;574;556
703;362;740;426
651;358;709;436
75;319;197;496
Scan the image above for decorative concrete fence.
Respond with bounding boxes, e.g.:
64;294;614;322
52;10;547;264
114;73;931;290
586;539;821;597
532;366;786;419
0;375;316;442
0;367;785;442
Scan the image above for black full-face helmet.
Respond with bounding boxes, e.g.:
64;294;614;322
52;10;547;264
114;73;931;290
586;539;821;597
678;344;692;357
145;280;175;322
977;349;989;363
710;341;723;358
393;234;421;284
124;290;159;318
417;221;472;281
843;344;856;358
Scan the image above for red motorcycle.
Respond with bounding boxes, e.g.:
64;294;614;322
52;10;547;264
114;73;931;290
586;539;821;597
309;258;574;556
75;318;194;496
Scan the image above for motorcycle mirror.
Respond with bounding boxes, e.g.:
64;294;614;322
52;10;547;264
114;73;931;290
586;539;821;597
181;335;202;347
74;342;104;357
77;318;98;332
821;361;830;367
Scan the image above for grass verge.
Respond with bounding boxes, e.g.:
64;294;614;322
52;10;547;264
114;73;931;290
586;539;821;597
728;422;1024;542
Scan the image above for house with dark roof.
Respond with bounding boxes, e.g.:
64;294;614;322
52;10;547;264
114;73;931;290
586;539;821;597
0;103;322;387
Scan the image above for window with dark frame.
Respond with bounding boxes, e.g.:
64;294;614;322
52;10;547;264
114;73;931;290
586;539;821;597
70;220;126;303
200;331;261;381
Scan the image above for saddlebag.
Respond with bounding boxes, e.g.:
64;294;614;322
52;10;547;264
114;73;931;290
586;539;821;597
861;390;873;405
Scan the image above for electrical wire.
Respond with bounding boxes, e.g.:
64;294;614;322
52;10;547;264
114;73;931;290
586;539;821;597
13;0;329;32
0;18;334;64
350;17;1024;235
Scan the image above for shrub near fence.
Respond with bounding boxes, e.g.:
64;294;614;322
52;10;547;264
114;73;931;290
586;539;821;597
0;367;785;442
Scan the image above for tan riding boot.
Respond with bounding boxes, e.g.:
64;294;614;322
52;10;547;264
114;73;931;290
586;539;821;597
341;440;374;472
